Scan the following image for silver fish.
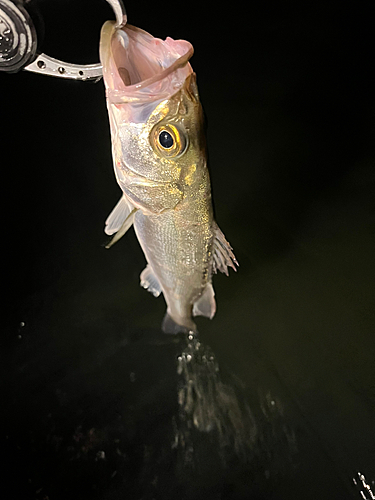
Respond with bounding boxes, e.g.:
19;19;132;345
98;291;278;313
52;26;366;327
99;21;237;333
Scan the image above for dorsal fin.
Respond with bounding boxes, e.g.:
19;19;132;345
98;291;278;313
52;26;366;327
193;283;216;319
212;222;238;276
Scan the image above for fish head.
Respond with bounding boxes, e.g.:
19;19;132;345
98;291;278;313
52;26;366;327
100;21;208;213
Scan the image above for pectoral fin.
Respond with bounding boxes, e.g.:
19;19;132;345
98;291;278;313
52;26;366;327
105;195;134;235
193;283;216;319
105;207;137;249
212;222;238;276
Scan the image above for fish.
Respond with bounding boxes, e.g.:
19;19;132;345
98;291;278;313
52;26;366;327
99;20;238;333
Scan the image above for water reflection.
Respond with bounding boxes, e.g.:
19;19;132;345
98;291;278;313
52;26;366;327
172;331;297;479
5;321;300;499
173;332;257;465
353;472;375;499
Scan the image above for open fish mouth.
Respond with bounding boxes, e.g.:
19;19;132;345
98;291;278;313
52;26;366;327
100;21;194;102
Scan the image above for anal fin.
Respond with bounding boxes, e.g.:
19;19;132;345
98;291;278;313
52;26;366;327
193;283;216;319
140;265;162;297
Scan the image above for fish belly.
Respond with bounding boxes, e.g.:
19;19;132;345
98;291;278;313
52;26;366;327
134;207;213;328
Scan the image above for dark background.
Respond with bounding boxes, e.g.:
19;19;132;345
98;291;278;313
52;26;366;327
1;1;375;499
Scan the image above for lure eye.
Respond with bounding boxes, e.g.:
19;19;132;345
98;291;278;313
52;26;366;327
152;123;187;158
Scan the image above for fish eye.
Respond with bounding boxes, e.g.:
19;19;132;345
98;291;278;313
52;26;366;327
159;130;174;149
152;123;187;158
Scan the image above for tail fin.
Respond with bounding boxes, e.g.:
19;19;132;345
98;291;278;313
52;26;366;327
162;313;197;335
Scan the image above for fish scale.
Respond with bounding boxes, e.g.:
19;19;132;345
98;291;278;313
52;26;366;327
134;204;213;317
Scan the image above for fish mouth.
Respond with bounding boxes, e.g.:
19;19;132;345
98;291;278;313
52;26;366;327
100;21;194;101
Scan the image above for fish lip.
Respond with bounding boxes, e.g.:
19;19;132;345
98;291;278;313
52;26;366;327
100;21;194;100
115;25;194;91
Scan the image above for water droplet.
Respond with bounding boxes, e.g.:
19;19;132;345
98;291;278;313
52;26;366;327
37;60;46;69
58;66;65;74
20;321;25;327
186;354;192;362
